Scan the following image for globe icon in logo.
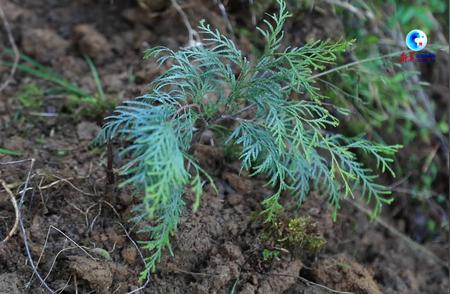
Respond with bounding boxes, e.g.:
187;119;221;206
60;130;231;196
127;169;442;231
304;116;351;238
406;29;427;51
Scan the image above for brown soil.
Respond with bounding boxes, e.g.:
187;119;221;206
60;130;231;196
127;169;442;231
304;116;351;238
0;0;448;293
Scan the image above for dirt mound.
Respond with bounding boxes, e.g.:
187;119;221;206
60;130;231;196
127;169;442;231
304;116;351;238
312;255;381;294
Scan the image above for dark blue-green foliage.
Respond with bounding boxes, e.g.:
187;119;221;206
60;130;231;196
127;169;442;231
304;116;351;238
98;0;400;278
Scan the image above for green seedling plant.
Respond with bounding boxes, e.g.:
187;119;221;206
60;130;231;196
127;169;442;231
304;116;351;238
0;147;21;156
262;248;281;261
98;0;400;279
0;49;111;116
14;83;44;110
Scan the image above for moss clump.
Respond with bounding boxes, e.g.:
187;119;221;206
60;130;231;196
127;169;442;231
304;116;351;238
260;209;326;258
286;217;326;251
15;83;43;110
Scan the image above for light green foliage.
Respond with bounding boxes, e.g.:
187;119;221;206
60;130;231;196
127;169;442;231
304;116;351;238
251;0;315;20
321;0;446;211
0;49;111;116
262;248;281;261
84;55;106;101
90;247;112;260
0;147;21;156
98;0;399;278
383;0;447;31
328;0;447;141
15;83;44;110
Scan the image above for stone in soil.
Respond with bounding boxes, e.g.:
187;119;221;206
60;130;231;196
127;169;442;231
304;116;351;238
312;254;382;294
21;28;70;64
68;255;113;293
74;24;113;64
76;121;100;141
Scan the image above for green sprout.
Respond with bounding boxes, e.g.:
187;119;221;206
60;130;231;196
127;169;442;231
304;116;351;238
1;49;111;116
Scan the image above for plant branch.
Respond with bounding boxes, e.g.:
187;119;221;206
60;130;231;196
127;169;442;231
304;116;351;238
308;50;403;81
266;272;354;294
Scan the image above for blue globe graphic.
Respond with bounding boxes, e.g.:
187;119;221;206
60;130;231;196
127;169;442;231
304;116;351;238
406;30;427;51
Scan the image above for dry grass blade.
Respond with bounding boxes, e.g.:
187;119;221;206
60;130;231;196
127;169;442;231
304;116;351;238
37;172;96;196
0;179;19;243
0;5;20;92
266;272;354;294
170;0;200;47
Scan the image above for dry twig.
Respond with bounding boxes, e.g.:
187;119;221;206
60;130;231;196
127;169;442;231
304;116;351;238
168;267;223;277
42;246;78;286
170;0;200;47
29;224;97;288
0;5;19;92
2;159;58;293
323;0;374;20
0;179;19;243
267;272;354;294
38;173;95;196
213;0;234;37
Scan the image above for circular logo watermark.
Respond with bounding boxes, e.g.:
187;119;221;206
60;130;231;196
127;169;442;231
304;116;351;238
405;29;427;51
